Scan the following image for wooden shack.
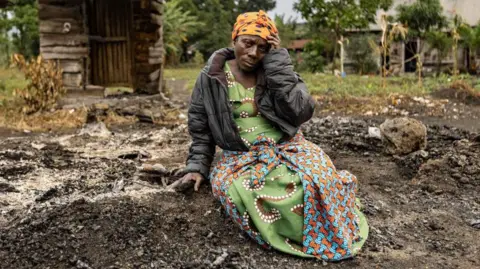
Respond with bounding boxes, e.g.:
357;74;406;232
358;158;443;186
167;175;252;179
37;0;165;94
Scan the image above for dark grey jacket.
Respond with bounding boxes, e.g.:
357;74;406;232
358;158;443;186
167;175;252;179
185;48;315;179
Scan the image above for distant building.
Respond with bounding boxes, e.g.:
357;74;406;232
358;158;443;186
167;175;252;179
286;0;480;74
366;0;480;74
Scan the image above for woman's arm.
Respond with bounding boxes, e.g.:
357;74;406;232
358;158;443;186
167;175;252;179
184;74;216;180
263;48;315;127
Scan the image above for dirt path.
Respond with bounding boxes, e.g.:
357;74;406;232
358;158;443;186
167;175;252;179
0;114;479;268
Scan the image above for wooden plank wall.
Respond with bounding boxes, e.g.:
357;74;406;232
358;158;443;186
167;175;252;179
38;0;164;93
131;0;164;93
38;0;87;90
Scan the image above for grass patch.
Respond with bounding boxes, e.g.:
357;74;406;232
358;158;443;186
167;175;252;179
301;73;480;97
163;66;480;97
164;65;202;90
0;67;28;101
0;106;88;132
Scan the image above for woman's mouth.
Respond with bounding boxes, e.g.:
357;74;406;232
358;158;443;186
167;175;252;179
243;60;255;68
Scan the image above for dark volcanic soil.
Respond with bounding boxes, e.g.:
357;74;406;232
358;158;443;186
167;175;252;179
0;116;479;269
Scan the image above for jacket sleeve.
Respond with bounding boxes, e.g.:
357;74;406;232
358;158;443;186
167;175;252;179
263;48;315;127
184;74;216;180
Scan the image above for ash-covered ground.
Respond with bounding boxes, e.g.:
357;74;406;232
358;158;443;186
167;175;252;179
1;111;479;269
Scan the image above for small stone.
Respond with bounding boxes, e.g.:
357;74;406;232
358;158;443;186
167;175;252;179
470;219;480;229
451;173;462;180
93;103;109;110
428;221;443;231
178;113;187;120
368;127;382;139
31;142;47;150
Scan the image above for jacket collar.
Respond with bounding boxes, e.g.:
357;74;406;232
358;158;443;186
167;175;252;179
203;48;235;86
203;48;266;89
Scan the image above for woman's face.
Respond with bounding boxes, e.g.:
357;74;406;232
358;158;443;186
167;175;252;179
234;35;270;72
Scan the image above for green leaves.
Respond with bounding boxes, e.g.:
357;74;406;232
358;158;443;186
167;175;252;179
164;0;204;64
426;31;452;57
0;0;38;59
294;0;394;35
346;35;378;75
274;14;297;49
458;24;480;50
396;0;447;38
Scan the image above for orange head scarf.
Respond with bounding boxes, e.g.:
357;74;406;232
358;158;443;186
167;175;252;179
232;10;278;41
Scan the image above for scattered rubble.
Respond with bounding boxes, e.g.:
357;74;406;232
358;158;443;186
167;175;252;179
0;116;479;269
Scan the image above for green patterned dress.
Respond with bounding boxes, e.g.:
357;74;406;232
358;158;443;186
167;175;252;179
211;62;368;259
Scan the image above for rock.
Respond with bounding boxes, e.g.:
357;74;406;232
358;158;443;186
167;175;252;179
78;122;112;138
112;179;125;193
35;187;59;203
380;117;427;155
471;219;480;229
76;260;93;269
0;182;19;193
31;142;47;150
93;103;109;110
212;251;228;266
368;127;382;139
118;150;151;160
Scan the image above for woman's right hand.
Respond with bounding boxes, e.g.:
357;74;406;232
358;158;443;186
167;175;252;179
169;172;205;192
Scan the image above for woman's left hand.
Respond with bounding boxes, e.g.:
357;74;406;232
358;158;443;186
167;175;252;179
267;34;281;50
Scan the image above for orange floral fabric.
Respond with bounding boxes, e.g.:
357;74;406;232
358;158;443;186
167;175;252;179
232;10;278;41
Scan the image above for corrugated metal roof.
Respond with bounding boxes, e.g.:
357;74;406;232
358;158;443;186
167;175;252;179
287;39;311;50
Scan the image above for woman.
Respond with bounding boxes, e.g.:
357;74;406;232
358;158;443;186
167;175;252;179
173;10;368;261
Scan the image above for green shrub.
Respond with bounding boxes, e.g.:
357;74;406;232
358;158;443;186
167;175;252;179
346;35;379;74
302;39;327;73
193;51;205;65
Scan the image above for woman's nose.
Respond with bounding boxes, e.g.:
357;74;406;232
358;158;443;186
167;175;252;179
247;46;258;58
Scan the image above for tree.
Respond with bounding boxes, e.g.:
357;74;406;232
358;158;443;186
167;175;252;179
163;0;203;65
235;0;275;14
426;31;453;75
396;0;447;85
346;35;378;75
1;0;39;59
274;14;297;49
177;0;277;60
302;39;327;73
458;24;480;74
294;0;393;73
176;0;234;59
0;8;11;65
